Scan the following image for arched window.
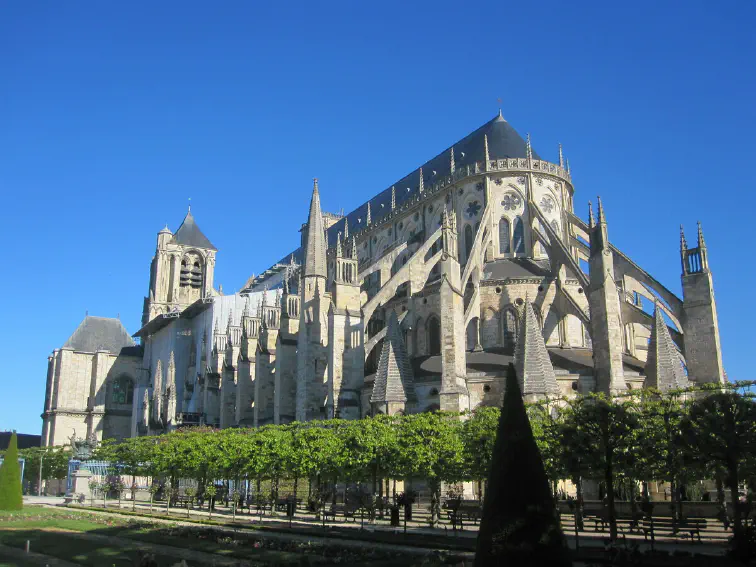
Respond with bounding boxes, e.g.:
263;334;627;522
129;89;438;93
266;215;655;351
512;216;525;253
550;219;560;237
503;308;518;349
427;316;441;356
112;376;134;405
499;218;511;254
464;224;473;262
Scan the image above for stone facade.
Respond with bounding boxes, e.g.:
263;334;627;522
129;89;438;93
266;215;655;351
43;112;728;444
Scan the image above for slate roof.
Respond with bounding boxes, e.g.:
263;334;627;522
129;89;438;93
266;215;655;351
62;316;136;354
371;312;417;404
514;301;561;396
172;211;217;251
266;113;537;274
645;305;688;391
303;180;328;278
409;348;645;378
0;432;41;450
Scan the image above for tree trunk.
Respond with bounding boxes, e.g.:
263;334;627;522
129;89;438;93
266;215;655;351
429;477;441;528
603;422;618;540
574;476;585;531
728;461;741;533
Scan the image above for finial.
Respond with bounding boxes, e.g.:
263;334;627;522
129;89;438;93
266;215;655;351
450;147;455;173
498;107;503;119
214;317;220;334
526;134;533;160
227;309;233;331
597;196;605;223
391;186;396;210
680;225;687;251
188;197;192;213
313;178;319;193
418;169;424;193
484;134;490;165
290;254;296;266
697;221;706;248
343;220;349;240
588;201;595;228
366;202;372;225
558;144;564;168
566;158;571;174
441;205;449;228
243;295;250;317
336;231;343;257
351;236;357;259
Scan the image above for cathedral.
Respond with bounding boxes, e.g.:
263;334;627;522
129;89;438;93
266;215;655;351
41;112;726;446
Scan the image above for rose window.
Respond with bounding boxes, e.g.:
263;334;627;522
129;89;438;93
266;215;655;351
501;193;522;211
465;200;482;219
540;196;555;214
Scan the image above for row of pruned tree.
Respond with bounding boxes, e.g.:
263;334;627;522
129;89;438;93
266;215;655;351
85;382;756;533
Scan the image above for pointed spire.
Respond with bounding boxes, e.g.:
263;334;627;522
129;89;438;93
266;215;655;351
366;202;372;225
514;301;560;396
588;201;595;229
336;231;343;258
597;196;605;224
645;304;688;392
343;219;349;240
214;316;220;335
558;143;564;168
262;286;268;309
243;295;251;317
450;147;456;174
418;169;424;193
484;133;490;165
441;205;450;229
371;311;416;405
697;221;706;248
227;309;234;332
680;225;687;252
351;236;358;260
526;133;533;160
391;186;396;210
565;158;571;174
304;178;327;278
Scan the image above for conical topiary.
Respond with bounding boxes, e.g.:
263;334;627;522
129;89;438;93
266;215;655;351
474;364;571;566
0;432;23;510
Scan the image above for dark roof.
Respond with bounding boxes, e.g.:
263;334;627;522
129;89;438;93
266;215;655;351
266;113;536;273
483;258;551;280
62;316;136;354
172;211;217;251
0;433;41;450
410;347;645;378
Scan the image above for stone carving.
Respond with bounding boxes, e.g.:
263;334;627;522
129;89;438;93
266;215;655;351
69;431;98;461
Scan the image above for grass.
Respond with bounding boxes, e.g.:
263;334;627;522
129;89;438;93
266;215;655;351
0;506;443;566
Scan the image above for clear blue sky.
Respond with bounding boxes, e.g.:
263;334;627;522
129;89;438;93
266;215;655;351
1;1;754;435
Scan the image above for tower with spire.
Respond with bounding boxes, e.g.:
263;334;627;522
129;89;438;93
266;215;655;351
587;198;626;394
142;207;217;326
296;179;331;422
679;223;725;384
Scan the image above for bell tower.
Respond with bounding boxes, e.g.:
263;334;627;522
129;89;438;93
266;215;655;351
680;223;725;384
142;208;217;325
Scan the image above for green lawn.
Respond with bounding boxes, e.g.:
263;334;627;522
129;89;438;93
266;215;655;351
0;506;438;566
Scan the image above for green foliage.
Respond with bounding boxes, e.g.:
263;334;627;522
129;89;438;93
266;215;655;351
0;433;23;510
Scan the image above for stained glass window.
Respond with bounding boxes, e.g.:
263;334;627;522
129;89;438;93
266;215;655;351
112;376;134;405
499;218;511;254
513;217;525;253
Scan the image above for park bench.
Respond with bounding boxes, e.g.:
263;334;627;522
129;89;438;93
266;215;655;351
274;497;301;512
641;516;707;543
325;503;358;522
444;499;482;530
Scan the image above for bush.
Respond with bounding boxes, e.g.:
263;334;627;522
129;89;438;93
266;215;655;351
0;432;23;510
